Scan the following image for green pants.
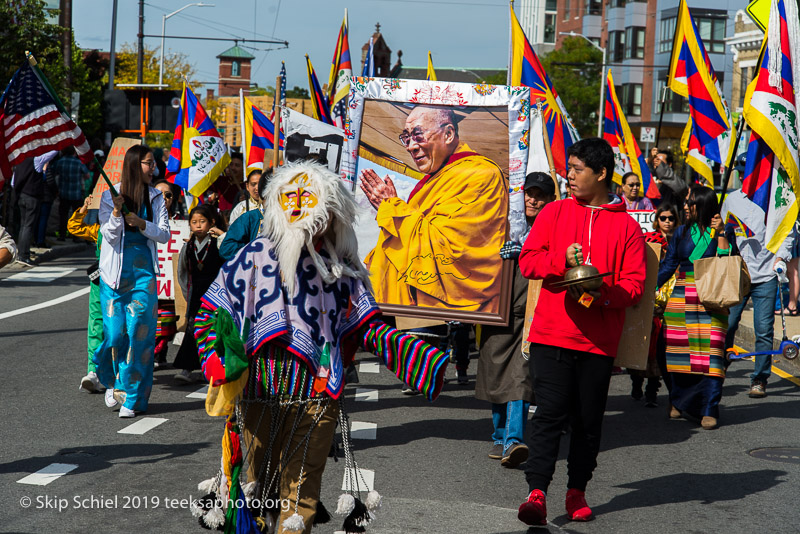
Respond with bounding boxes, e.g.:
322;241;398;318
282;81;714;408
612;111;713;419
87;281;103;373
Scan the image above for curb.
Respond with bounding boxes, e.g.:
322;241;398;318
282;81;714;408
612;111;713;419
33;244;88;264
734;319;800;376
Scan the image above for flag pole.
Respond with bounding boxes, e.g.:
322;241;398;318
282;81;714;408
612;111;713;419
272;74;282;169
239;88;247;182
25;52;126;210
718;116;745;207
535;99;561;200
654;82;668;149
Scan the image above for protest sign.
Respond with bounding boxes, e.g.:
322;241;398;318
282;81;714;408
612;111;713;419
89;137;141;209
628;209;655;233
282;107;345;173
156;219;191;300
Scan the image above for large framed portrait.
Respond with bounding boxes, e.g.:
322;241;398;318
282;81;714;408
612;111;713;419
341;78;530;325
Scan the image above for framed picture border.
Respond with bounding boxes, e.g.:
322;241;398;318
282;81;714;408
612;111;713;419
341;77;531;325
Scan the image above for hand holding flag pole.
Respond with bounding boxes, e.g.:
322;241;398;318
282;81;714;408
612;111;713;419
25;51;128;213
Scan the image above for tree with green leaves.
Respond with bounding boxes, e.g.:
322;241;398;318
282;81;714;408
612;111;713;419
541;37;603;139
113;43;199;89
0;0;61;82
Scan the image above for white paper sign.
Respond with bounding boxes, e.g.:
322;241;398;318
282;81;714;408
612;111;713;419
628;209;655;233
640;127;656;143
156;219;191;300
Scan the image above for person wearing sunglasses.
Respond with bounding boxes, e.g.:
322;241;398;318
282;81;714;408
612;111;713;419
621;172;654;211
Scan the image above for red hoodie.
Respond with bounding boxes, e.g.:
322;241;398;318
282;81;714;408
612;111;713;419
519;195;646;357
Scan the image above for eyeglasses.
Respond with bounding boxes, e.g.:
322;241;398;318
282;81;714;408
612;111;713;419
625;183;640;188
398;125;446;147
659;215;675;222
163;192;173;199
141;160;156;168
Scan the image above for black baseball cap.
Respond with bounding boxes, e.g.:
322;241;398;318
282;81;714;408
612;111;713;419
524;171;556;196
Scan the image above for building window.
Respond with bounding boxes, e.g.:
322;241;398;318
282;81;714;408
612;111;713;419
585;0;602;15
231;60;241;77
608;31;626;62
625;27;645;59
544;13;556;44
659;17;676;53
620;84;642;116
696;16;727;53
564;0;571;20
546;0;557;10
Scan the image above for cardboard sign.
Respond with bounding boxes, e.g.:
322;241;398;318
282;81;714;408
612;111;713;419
628;210;655;233
89;137;141;209
615;242;660;370
156;220;191;300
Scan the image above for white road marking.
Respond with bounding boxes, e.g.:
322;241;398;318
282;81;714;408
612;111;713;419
354;388;378;402
0;286;90;320
351;421;377;440
342;468;375;492
118;417;168;435
359;362;379;374
4;267;75;283
173;331;185;345
17;463;78;485
187;386;208;399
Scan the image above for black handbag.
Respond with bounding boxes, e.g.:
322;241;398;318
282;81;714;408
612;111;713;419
87;260;101;285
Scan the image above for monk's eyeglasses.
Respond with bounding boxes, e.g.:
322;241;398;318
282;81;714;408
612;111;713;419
398;124;448;147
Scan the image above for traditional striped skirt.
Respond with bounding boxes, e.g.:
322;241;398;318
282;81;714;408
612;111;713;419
663;269;728;378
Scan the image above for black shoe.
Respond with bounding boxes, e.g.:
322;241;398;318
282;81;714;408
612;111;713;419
501;443;529;468
645;398;658;408
631;384;643;400
456;367;469;385
345;363;360;384
488;443;503;460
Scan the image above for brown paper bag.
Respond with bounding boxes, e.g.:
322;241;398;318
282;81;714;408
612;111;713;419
521;279;543;356
615;242;660;370
694;255;751;310
172;252;189;331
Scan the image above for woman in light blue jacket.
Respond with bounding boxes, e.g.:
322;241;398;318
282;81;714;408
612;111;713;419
94;145;170;418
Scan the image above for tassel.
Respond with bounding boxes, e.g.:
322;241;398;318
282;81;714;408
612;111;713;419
314;500;331;525
198;477;218;494
191;492;217;517
200;504;225;530
281;512;305;532
342;498;371;533
242;481;256;501
336;493;355;515
365;490;382;512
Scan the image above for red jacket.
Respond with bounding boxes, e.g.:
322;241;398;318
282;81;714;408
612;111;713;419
519;195;646;357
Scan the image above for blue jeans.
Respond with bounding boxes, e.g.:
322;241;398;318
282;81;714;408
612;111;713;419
726;277;777;384
492;400;530;453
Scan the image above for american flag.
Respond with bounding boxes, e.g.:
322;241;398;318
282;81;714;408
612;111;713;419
0;62;91;186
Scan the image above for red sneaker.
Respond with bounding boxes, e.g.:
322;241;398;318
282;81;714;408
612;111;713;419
565;488;593;521
518;489;547;526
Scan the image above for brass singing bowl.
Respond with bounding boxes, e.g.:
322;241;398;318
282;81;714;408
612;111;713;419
564;264;604;291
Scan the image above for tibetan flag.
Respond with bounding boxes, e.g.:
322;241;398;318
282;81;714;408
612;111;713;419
0;60;91;186
306;55;333;125
741;0;800;253
362;38;374;77
427;51;437;81
509;4;578;178
725;211;756;238
603;70;659;198
667;0;730;151
328;11;352;129
165;83;230;197
240;91;283;175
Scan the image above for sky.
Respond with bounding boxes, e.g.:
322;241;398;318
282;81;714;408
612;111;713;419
72;0;512;94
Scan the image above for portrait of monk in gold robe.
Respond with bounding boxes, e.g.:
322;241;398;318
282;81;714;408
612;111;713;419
359;105;508;313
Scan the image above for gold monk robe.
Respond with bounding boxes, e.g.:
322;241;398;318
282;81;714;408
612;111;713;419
365;143;508;313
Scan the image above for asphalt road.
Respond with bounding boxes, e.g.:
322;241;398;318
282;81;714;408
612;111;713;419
1;251;799;534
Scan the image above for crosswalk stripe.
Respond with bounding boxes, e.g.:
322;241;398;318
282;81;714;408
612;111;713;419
118;417;168;435
187;386;208;399
17;463;78;485
354;388;378;402
4;266;75;283
173;332;185;345
341;468;375;492
359;362;379;374
351;421;377;440
0;286;90;320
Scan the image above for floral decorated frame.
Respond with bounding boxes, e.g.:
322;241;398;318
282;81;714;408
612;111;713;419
341;77;532;325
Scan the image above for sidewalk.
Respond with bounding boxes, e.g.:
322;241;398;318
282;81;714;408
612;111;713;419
733;306;800;377
15;240;89;267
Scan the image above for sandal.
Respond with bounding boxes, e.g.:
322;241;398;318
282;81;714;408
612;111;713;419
788;308;799;316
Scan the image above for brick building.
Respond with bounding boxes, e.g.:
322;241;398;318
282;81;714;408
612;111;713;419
217;45;254;97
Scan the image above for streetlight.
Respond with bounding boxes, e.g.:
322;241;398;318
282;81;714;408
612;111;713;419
159;3;215;87
559;31;606;138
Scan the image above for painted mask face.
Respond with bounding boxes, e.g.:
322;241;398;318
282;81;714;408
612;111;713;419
280;173;319;223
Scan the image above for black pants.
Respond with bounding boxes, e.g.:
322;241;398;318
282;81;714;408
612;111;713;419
524;343;613;493
17;193;40;261
58;198;82;239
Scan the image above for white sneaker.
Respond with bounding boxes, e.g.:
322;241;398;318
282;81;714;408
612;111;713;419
79;372;104;393
174;369;192;384
119;407;136;418
104;388;118;408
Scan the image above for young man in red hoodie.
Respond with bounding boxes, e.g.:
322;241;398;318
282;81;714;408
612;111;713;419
517;138;647;526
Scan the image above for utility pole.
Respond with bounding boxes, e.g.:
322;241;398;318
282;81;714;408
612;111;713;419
60;0;73;109
137;0;145;84
108;0;118;91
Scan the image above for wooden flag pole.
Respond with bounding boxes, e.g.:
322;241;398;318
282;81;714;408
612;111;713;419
718;115;745;207
535;99;561;200
272;75;282;169
26;52;126;211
